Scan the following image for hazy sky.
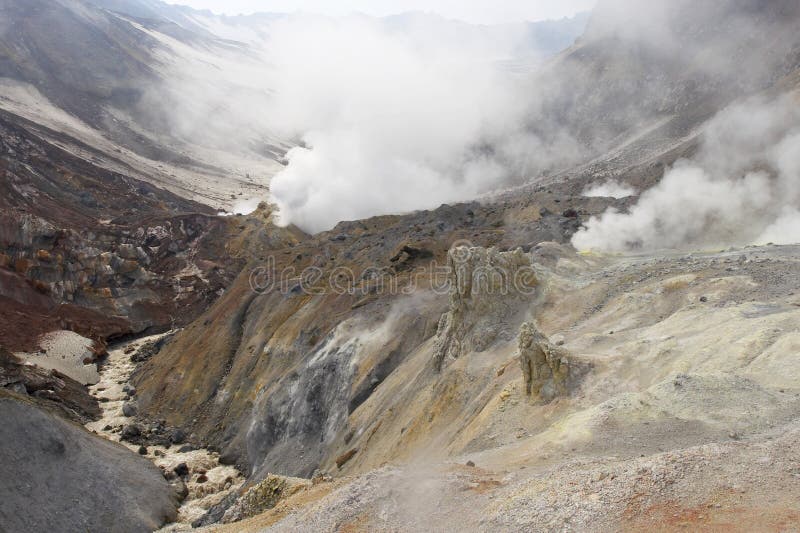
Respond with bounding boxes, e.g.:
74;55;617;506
165;0;597;24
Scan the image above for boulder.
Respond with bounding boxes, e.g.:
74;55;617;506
388;241;434;271
173;462;190;477
170;479;189;503
169;428;186;444
120;424;141;441
122;402;138;417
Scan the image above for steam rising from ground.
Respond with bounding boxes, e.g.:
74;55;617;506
573;94;800;251
152;1;800;236
261;16;579;232
152;14;587;233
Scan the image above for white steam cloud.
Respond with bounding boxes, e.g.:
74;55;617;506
573;94;800;252
261;16;581;233
149;1;800;237
152;13;586;233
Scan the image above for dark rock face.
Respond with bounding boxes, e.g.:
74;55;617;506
247;339;358;479
130;334;174;364
191;491;238;528
0;393;178;532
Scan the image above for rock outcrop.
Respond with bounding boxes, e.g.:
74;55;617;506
433;246;538;370
517;322;591;401
222;474;311;524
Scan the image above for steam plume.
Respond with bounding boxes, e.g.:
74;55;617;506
573;94;800;251
262;15;580;232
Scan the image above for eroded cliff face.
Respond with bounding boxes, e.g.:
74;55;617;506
0;110;252;353
245;308;433;479
132;240;445;479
